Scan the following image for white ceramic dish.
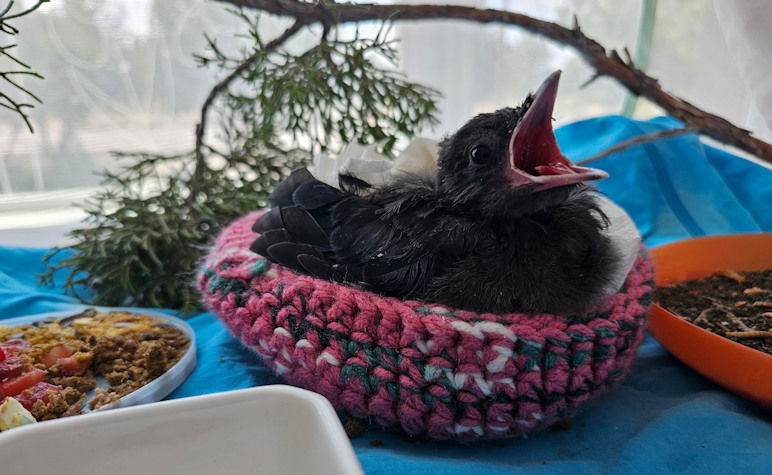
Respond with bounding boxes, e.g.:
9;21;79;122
1;307;197;412
0;385;363;475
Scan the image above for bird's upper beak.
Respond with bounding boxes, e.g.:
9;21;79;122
506;70;608;192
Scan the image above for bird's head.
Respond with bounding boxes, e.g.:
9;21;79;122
437;70;608;217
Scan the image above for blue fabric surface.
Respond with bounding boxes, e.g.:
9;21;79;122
1;116;771;474
556;116;772;246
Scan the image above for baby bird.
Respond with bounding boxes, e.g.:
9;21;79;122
250;71;618;314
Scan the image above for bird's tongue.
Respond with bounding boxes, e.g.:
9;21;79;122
506;71;608;192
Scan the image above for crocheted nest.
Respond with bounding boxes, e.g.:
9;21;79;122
199;211;654;442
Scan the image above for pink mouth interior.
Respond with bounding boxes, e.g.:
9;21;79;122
506;71;608;192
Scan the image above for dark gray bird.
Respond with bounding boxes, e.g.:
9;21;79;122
250;71;618;314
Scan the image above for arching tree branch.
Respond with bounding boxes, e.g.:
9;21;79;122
214;0;772;165
577;127;700;165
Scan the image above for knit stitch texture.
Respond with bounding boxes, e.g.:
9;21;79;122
198;211;654;441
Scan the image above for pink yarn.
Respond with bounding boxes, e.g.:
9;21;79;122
199;211;654;441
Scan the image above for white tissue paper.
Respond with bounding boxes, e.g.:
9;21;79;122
595;197;642;297
309;138;439;188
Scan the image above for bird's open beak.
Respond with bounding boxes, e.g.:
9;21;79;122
506;70;608;192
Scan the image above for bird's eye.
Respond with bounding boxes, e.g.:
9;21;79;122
469;145;493;166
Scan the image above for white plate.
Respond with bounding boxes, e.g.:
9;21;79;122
1;307;197;412
0;385;363;475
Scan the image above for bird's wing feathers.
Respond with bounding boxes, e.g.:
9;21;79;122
327;193;437;296
267;168;316;207
251;168;439;295
280;205;329;248
252;177;347;278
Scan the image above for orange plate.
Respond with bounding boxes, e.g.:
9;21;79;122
649;233;772;408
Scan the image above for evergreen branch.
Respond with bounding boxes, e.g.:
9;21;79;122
43;7;440;312
0;97;32;115
0;44;31;68
216;31;440;156
215;0;772;165
0;90;33;131
0;70;44;102
1;0;48;21
0;0;47;132
0;2;13;18
192;20;305;195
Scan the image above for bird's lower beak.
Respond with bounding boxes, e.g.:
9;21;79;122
506;70;608;192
